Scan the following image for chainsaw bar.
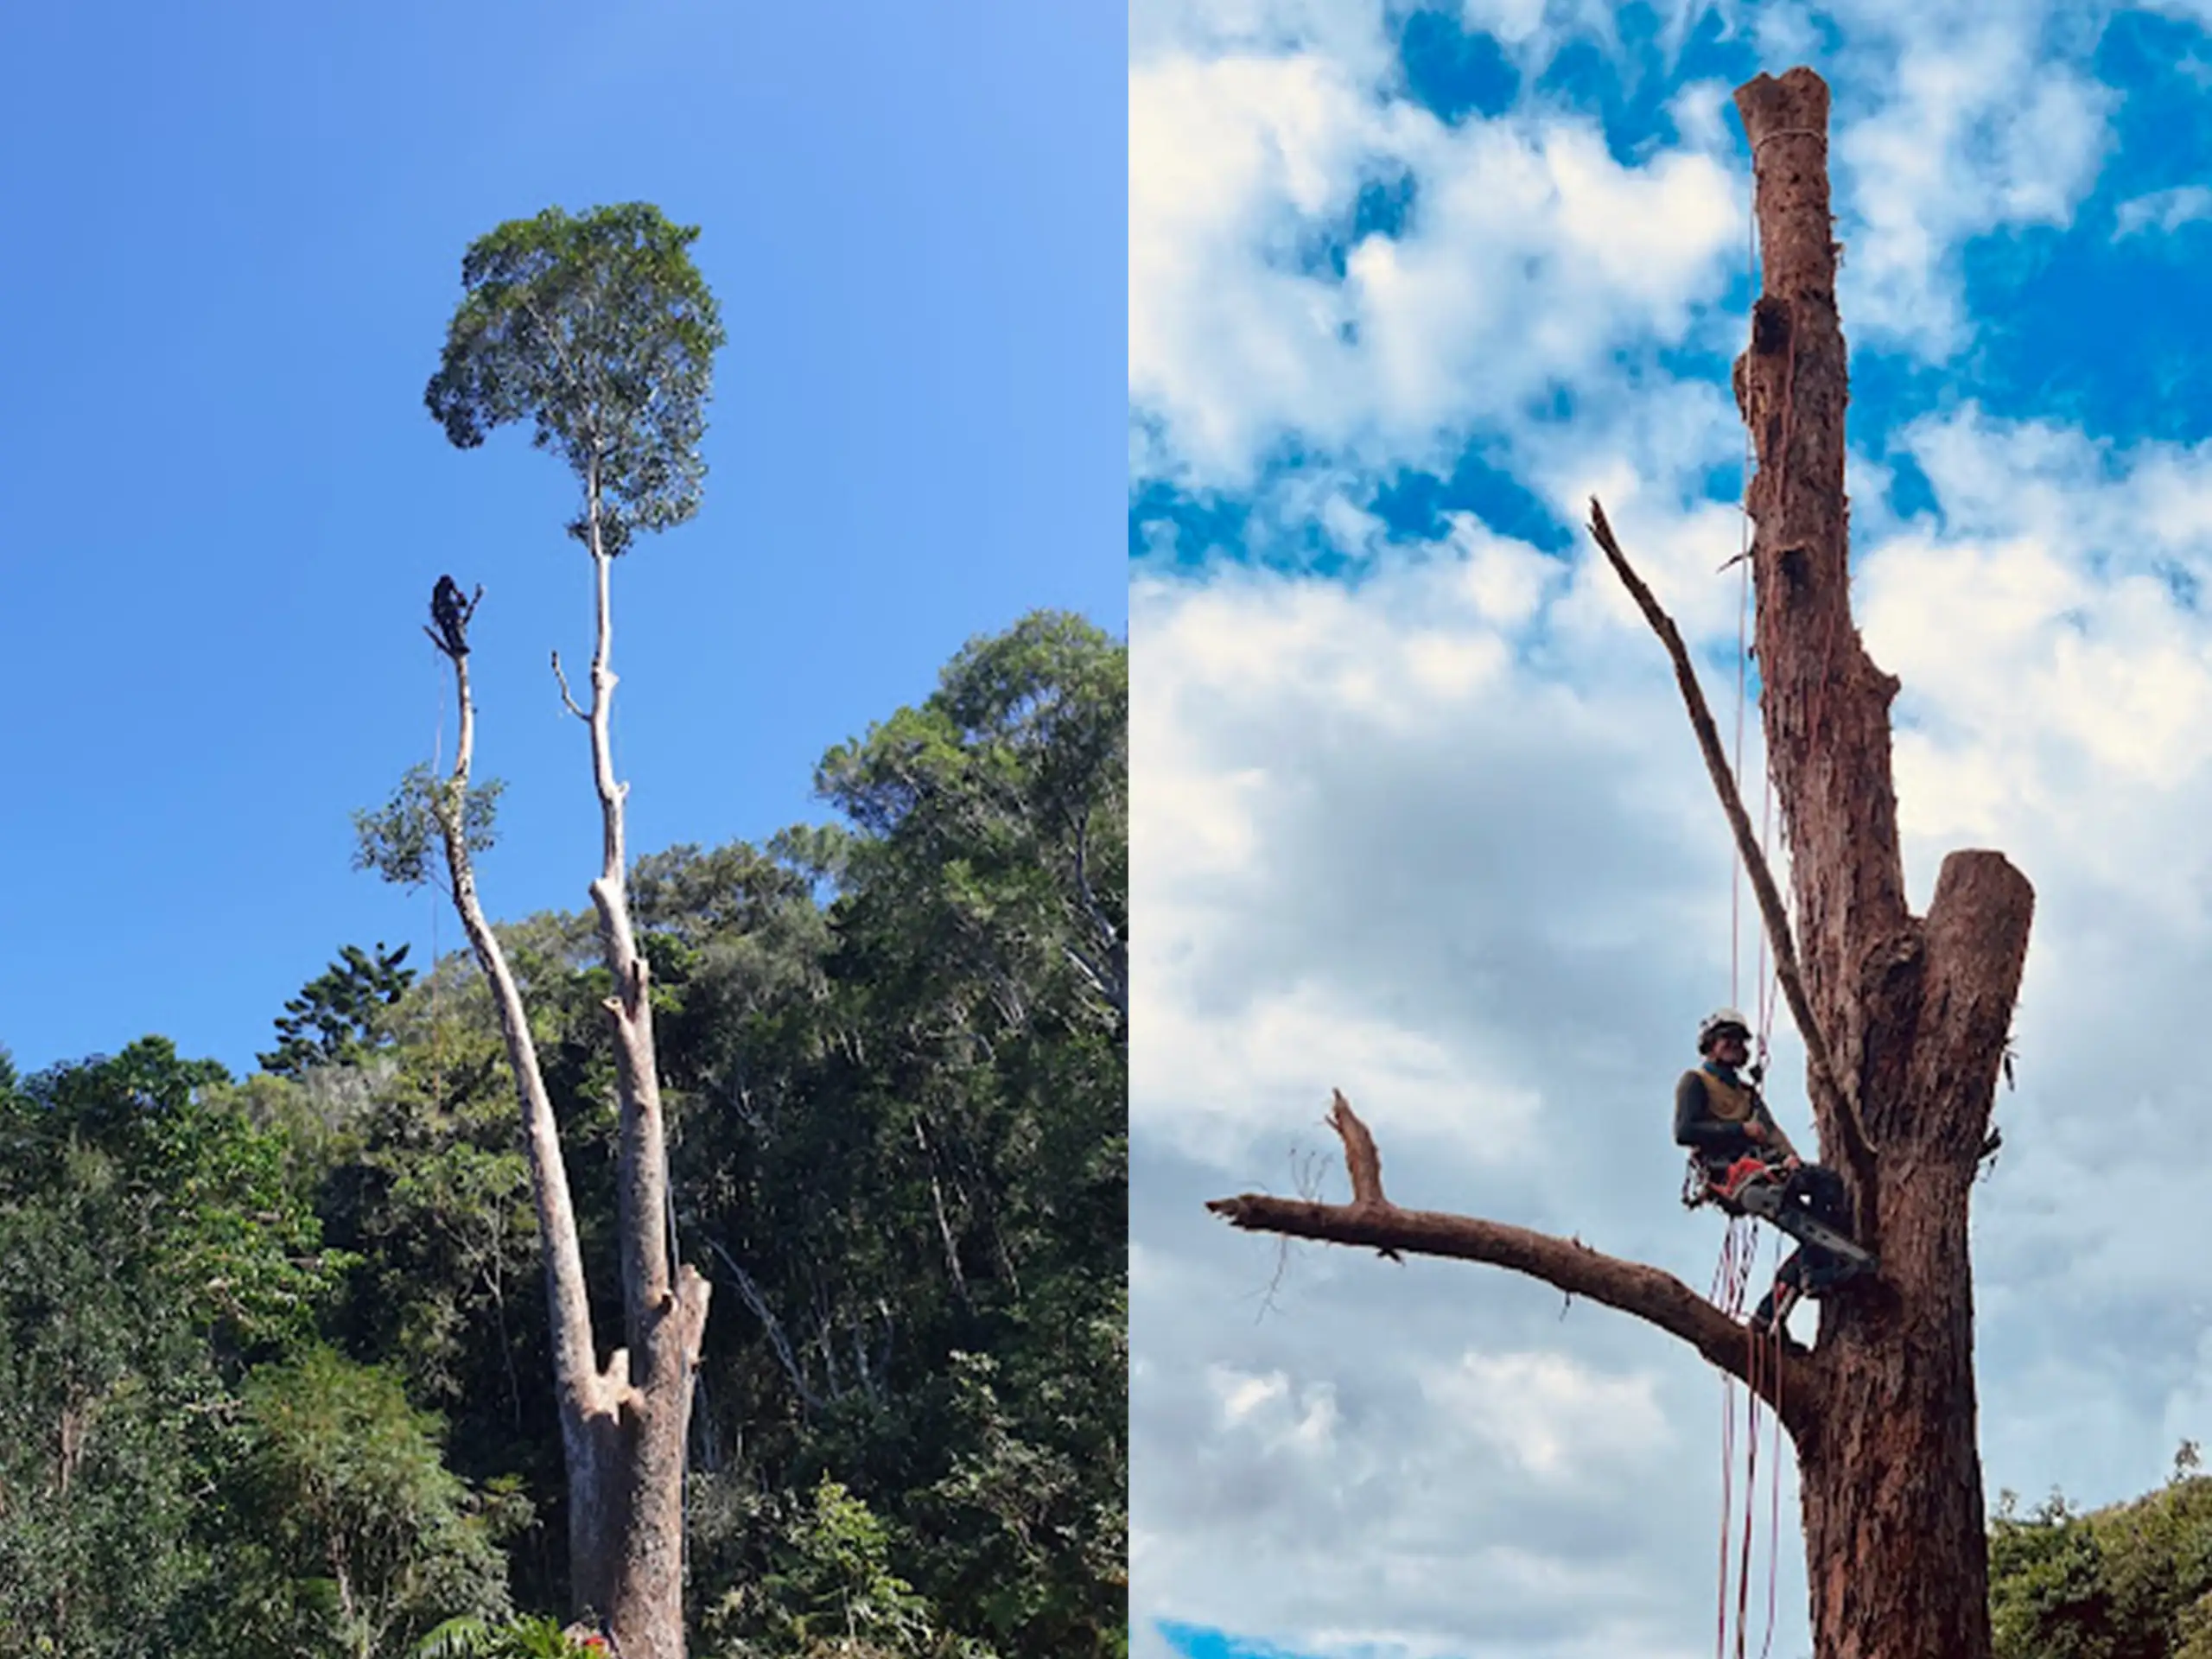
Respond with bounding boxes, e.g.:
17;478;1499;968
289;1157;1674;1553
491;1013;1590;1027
1732;1178;1878;1274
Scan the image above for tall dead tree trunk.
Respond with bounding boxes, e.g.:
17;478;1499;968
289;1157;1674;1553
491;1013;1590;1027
574;480;713;1649
426;550;709;1659
1208;67;2031;1659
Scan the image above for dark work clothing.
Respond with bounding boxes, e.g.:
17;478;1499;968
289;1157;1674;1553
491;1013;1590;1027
1674;1064;1789;1173
1677;1063;1864;1324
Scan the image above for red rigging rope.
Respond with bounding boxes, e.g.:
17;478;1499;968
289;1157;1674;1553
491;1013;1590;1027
1763;1325;1785;1659
1710;1225;1787;1659
1732;543;1749;1008
1713;1222;1749;1659
1714;153;1790;1659
1737;1320;1760;1659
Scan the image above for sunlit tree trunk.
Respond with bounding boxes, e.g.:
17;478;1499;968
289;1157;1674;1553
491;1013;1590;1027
429;518;707;1656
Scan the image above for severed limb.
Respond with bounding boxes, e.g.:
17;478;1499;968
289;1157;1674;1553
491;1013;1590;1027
1208;1091;1821;1433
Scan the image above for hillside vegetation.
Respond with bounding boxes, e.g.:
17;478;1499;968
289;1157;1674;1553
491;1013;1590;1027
0;612;1126;1659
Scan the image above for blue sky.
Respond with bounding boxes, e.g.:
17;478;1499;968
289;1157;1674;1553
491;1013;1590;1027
0;0;1122;1078
1134;3;2212;580
1132;3;2212;1658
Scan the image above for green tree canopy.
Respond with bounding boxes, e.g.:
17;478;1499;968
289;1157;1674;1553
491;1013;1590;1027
424;202;726;554
1990;1452;2212;1659
259;943;417;1078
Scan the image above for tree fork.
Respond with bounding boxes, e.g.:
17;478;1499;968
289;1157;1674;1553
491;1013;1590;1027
410;202;727;1659
424;614;623;1618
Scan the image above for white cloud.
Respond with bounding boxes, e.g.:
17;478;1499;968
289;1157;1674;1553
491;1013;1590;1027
1133;408;2212;1655
2114;184;2212;238
1863;408;2212;927
1210;1363;1344;1453
1426;1351;1674;1479
1833;16;2114;354
1130;0;2128;496
1129;43;1739;489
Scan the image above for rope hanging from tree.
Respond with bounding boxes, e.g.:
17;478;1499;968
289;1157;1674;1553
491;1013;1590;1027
1712;165;1788;1659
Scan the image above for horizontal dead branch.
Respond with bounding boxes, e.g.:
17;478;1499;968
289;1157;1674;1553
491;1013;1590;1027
1208;1092;1821;1432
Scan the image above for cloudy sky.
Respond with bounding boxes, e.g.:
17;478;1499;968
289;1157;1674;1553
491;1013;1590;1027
1129;3;2212;1656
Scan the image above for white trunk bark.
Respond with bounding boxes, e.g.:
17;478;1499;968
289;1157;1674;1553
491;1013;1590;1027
430;531;709;1653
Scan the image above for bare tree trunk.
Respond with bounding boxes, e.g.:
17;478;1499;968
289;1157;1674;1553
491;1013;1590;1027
429;504;708;1658
1209;67;2032;1659
578;474;711;1659
1734;68;2031;1659
434;648;626;1617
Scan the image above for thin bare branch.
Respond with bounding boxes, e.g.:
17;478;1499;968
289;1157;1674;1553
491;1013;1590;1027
1210;1094;1819;1431
430;642;603;1427
550;651;591;721
698;1236;820;1414
1584;497;1878;1192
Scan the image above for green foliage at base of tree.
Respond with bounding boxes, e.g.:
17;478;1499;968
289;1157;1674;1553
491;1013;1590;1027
1991;1446;2212;1659
412;1613;611;1657
0;612;1125;1657
0;1043;512;1656
701;1477;981;1659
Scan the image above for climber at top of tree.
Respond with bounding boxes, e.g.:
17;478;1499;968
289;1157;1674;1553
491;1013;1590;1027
1676;1008;1874;1337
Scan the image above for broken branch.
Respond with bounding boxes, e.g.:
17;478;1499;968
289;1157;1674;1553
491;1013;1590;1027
1585;498;1878;1193
550;650;591;721
1329;1088;1386;1207
1209;1093;1818;1428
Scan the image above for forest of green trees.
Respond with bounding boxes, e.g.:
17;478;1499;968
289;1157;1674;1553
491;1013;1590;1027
0;611;1126;1659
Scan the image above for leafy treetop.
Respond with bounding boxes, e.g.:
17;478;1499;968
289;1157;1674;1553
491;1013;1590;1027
423;203;726;555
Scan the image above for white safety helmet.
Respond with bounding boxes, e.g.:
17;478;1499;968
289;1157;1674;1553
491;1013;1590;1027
1698;1007;1752;1053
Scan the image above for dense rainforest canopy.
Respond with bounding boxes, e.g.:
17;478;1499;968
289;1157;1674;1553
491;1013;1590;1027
0;611;1126;1659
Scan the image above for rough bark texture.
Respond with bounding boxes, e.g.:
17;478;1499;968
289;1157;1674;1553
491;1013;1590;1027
1208;1097;1822;1434
1736;69;2030;1659
1208;67;2035;1659
430;512;709;1658
435;653;624;1611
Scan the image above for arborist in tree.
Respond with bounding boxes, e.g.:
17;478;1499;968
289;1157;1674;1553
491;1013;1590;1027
427;574;480;659
1676;1007;1874;1336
